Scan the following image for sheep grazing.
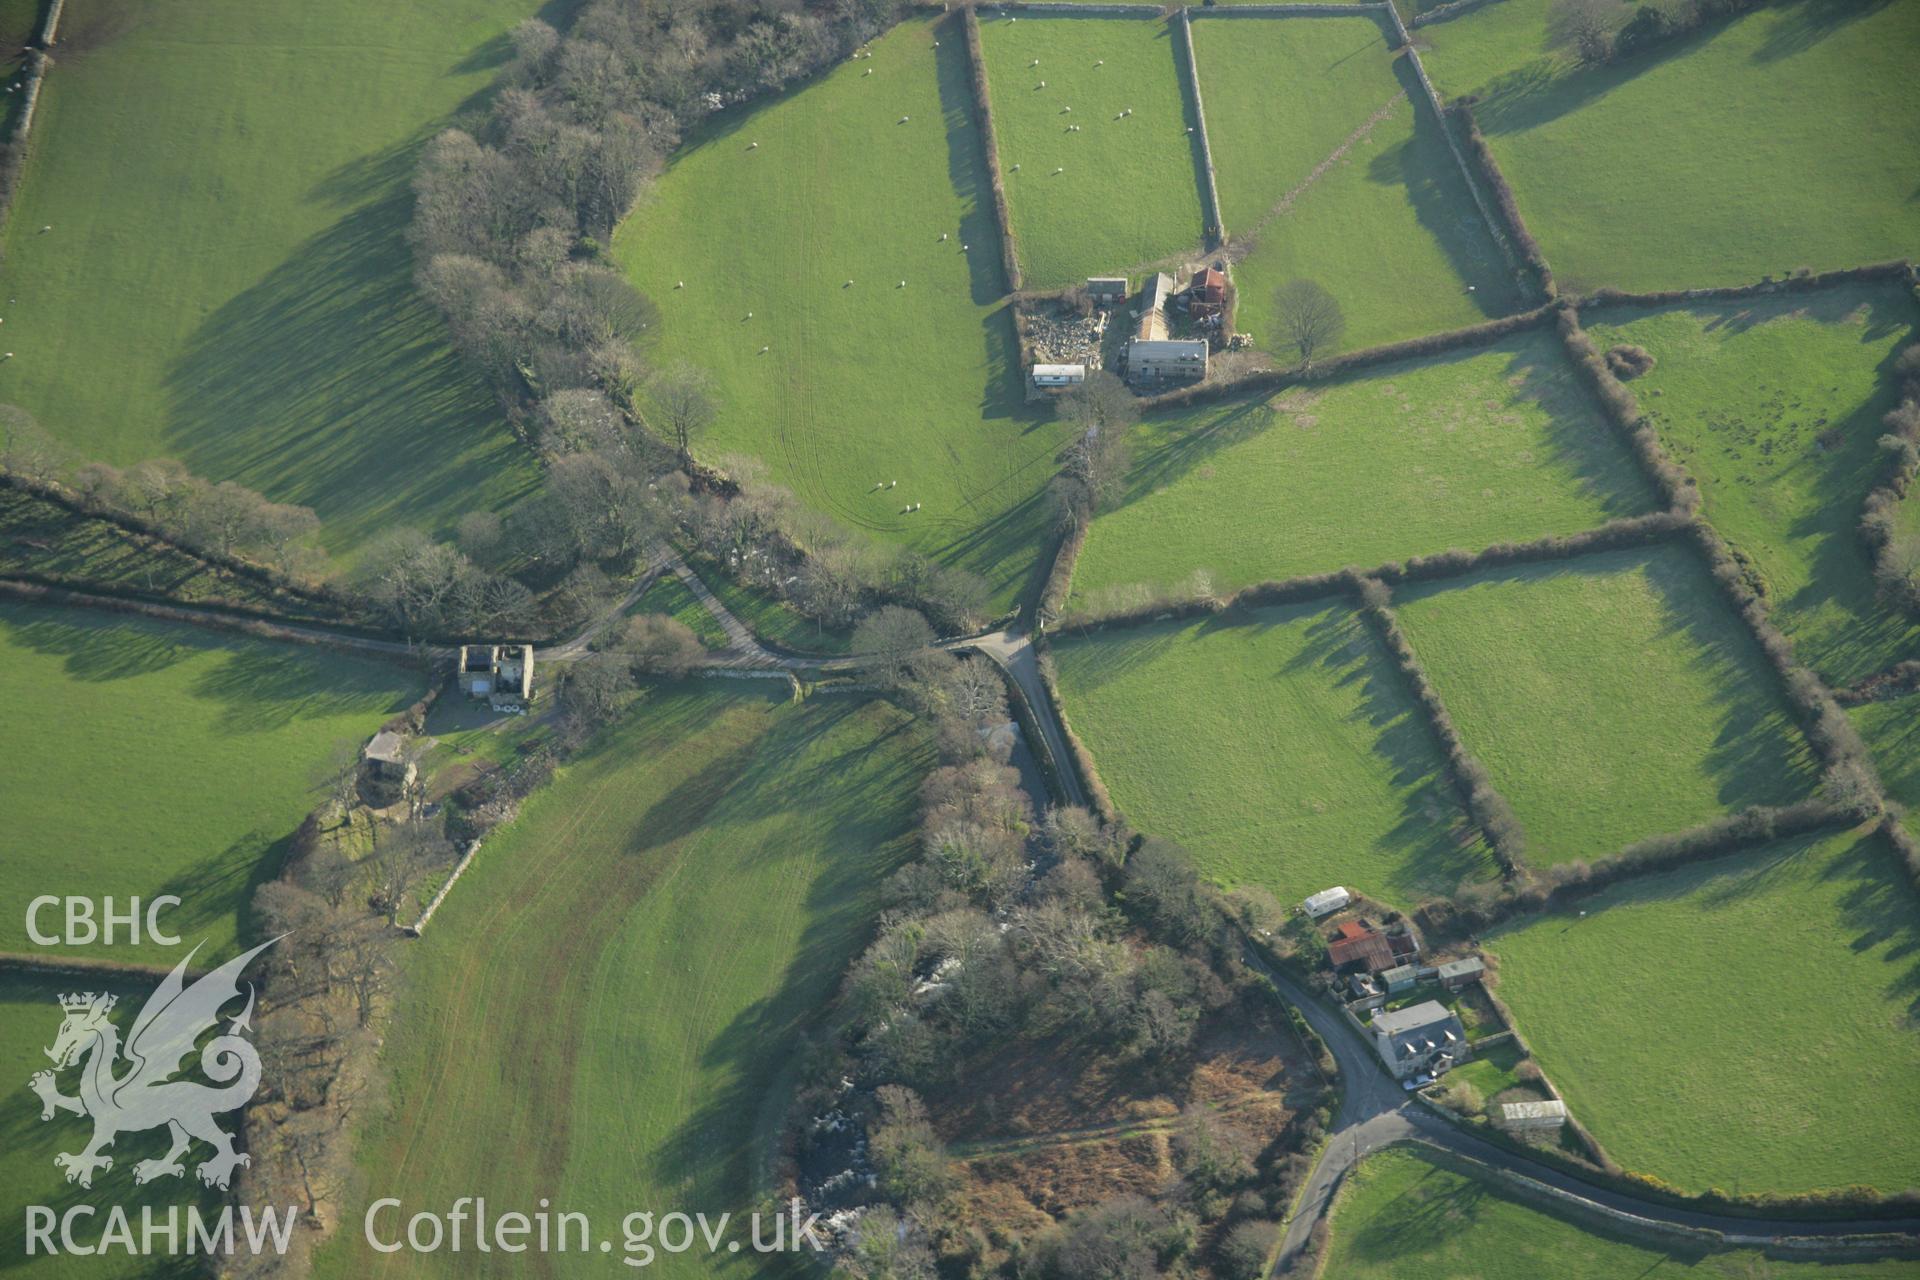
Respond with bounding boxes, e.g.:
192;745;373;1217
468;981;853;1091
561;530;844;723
898;280;907;288
961;244;970;251
1052;167;1064;175
1011;163;1020;172
38;225;49;233
863;67;872;75
912;503;922;512
759;345;770;354
747;141;759;149
1029;58;1039;67
939;232;948;241
888;480;898;489
1062;105;1071;113
1037;80;1046;88
898;114;910;123
1094;59;1104;67
745;311;753;319
845;279;855;287
675;280;685;289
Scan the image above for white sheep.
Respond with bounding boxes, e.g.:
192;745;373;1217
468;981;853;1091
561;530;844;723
1052;166;1064;175
888;480;898;489
759;345;770;354
1095;59;1104;67
1011;163;1020;171
675;280;685;289
898;279;907;288
745;311;753;318
961;243;970;251
1029;58;1039;67
748;141;759;149
898;114;910;123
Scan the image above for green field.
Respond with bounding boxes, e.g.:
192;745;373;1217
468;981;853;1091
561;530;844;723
1051;600;1496;909
1427;0;1920;290
0;0;539;555
314;684;932;1280
1392;545;1820;865
978;15;1205;287
0;970;223;1280
1585;288;1920;686
1488;826;1920;1194
1326;1145;1920;1279
1191;15;1517;353
1070;329;1655;611
616;18;1068;611
0;602;420;963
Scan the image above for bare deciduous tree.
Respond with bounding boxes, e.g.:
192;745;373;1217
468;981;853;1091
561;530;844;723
623;612;706;677
648;361;716;466
1274;278;1346;368
1547;0;1626;64
852;606;937;687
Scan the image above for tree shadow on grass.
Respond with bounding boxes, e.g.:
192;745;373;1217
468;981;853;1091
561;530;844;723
1372;54;1518;314
161;186;535;552
1284;604;1496;899
1818;829;1920;1024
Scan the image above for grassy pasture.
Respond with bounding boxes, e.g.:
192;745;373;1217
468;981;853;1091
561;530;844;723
1852;692;1920;850
1585;287;1920;686
1191;15;1517;353
0;0;540;556
1392;544;1821;865
1433;0;1920;290
1487;826;1920;1194
0;970;223;1280
314;684;931;1280
1050;600;1497;909
1069;329;1656;609
0;602;419;964
626;571;729;650
1326;1145;1920;1278
616;19;1068;611
978;15;1206;287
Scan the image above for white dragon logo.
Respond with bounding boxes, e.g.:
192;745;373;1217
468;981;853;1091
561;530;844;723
27;939;275;1191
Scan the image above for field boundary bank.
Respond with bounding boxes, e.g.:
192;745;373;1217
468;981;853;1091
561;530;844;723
1374;0;1537;294
1174;7;1225;247
1407;0;1509;27
2;471;365;617
1058;509;1684;630
0;575;443;662
1142;300;1554;410
0;951;204;982
1358;581;1528;873
1451;99;1555;298
0;0;65;246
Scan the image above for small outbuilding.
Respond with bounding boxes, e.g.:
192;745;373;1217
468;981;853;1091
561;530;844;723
1302;886;1351;919
1188;266;1226;319
360;729;416;804
1086;276;1129;305
1328;920;1395;974
1438;957;1486;990
1497;1099;1568;1132
1031;363;1088;388
1380;963;1418;994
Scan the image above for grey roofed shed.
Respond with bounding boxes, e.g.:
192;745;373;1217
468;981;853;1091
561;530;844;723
1437;957;1486;988
362;730;407;765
